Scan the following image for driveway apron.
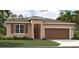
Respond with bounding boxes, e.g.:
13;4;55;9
52;40;79;46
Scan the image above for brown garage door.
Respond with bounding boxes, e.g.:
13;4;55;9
45;28;69;39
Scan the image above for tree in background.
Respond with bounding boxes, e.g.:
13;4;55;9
72;10;79;24
57;10;79;24
7;11;18;20
0;10;10;25
57;10;74;22
12;14;17;20
0;10;10;35
57;10;79;39
18;14;24;19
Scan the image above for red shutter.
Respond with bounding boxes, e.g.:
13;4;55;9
11;24;14;34
25;24;28;34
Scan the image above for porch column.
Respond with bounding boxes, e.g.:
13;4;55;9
40;23;44;39
69;28;75;39
31;23;34;39
69;28;72;39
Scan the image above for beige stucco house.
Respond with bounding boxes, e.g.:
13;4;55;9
5;16;75;39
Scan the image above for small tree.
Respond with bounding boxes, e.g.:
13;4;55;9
18;14;24;19
12;14;17;20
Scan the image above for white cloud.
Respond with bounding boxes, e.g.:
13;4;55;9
35;10;59;19
11;10;60;19
11;10;31;17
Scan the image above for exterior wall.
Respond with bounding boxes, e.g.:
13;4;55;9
5;20;75;39
27;24;32;38
44;22;75;25
31;20;43;39
13;24;32;38
5;23;32;38
42;24;75;39
5;23;12;37
31;20;75;39
70;28;75;38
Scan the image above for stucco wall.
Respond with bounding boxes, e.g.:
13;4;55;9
31;20;43;24
13;24;32;38
31;20;43;39
5;23;32;38
6;23;12;35
42;24;75;39
5;19;75;39
31;20;75;39
27;24;32;38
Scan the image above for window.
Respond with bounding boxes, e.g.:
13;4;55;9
20;25;24;33
15;25;19;33
15;24;24;33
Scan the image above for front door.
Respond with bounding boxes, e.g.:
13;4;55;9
34;24;41;39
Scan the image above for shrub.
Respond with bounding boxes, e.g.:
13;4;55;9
73;31;79;40
42;38;46;40
0;37;6;40
0;25;6;35
6;37;15;40
5;36;33;40
22;36;33;40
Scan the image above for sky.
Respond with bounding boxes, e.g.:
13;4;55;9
10;0;79;19
11;10;60;19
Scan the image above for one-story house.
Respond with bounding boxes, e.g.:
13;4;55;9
5;16;75;39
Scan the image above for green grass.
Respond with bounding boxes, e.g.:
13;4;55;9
0;40;60;47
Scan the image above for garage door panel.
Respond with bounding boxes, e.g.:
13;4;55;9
45;28;69;39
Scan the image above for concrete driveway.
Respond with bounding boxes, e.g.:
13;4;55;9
51;40;79;46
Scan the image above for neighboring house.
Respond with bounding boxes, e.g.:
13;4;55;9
5;16;75;39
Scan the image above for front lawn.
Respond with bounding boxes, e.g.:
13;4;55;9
0;40;60;47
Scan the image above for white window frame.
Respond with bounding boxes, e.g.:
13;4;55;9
14;24;25;34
